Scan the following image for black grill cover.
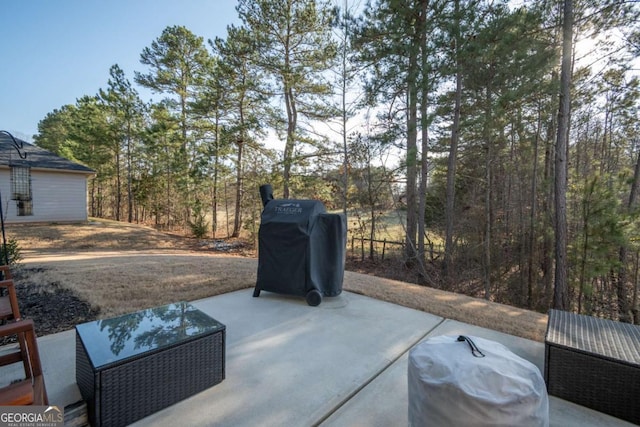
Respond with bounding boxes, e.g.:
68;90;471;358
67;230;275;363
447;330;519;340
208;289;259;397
254;199;346;304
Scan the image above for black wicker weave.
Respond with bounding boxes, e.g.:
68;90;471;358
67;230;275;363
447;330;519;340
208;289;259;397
75;303;225;427
544;309;640;424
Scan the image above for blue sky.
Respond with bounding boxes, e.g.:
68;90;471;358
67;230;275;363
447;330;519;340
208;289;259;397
0;1;240;142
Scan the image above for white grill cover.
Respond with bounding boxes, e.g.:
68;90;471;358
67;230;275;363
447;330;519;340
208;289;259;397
408;335;549;427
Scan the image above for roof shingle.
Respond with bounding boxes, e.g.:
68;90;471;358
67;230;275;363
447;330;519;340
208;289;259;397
0;133;94;174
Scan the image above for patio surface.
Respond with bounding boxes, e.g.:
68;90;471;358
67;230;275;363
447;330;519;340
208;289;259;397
33;289;634;426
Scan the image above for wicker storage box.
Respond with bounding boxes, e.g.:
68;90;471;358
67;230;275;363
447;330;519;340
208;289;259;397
544;309;640;424
75;302;225;427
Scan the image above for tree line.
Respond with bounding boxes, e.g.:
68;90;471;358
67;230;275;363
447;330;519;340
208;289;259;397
34;0;640;322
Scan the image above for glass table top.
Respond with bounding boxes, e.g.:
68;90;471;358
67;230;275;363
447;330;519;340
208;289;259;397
75;301;225;369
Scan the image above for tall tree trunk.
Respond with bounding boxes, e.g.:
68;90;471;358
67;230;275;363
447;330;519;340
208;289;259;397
484;145;492;300
405;36;419;261
97;184;103;218
212;114;220;238
283;84;296;199
165;143;172;228
232;138;244;237
282;29;295;200
553;0;573;311
126;123;133;223
527;106;542;308
369;191;376;260
233;88;246;238
341;0;349;217
578;197;590;314
115;149;121;221
482;84;494;300
180;92;192;225
90;178;97;217
417;0;430;265
542;71;558;306
224;181;230;237
444;0;462;281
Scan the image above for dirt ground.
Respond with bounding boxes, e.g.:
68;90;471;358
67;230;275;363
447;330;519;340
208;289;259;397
5;219;548;342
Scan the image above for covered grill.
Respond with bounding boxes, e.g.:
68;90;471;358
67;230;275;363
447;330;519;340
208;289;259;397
253;185;346;306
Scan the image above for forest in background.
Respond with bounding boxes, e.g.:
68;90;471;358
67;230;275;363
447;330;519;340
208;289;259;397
32;0;640;322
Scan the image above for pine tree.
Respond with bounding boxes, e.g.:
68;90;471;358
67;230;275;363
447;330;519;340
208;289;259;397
99;64;145;222
211;25;268;237
237;0;338;198
135;26;213;225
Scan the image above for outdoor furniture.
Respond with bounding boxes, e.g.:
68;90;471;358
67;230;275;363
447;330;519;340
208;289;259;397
75;301;226;427
0;319;48;405
409;335;548;426
0;265;19;322
545;309;640;424
0;279;21;322
0;264;13;281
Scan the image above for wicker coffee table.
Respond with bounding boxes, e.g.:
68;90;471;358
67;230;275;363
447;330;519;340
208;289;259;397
75;302;225;427
545;309;640;424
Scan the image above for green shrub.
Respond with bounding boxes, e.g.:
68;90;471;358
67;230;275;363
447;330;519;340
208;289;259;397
0;237;22;266
188;201;210;239
189;219;209;239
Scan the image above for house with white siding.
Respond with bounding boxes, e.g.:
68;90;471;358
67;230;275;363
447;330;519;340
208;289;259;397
0;133;95;224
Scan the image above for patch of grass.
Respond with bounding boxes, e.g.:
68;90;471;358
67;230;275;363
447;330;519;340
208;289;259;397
10;220;548;342
346;209;445;259
20;254;257;320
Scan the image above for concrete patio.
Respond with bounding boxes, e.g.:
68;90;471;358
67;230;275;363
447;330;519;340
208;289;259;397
34;289;634;426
